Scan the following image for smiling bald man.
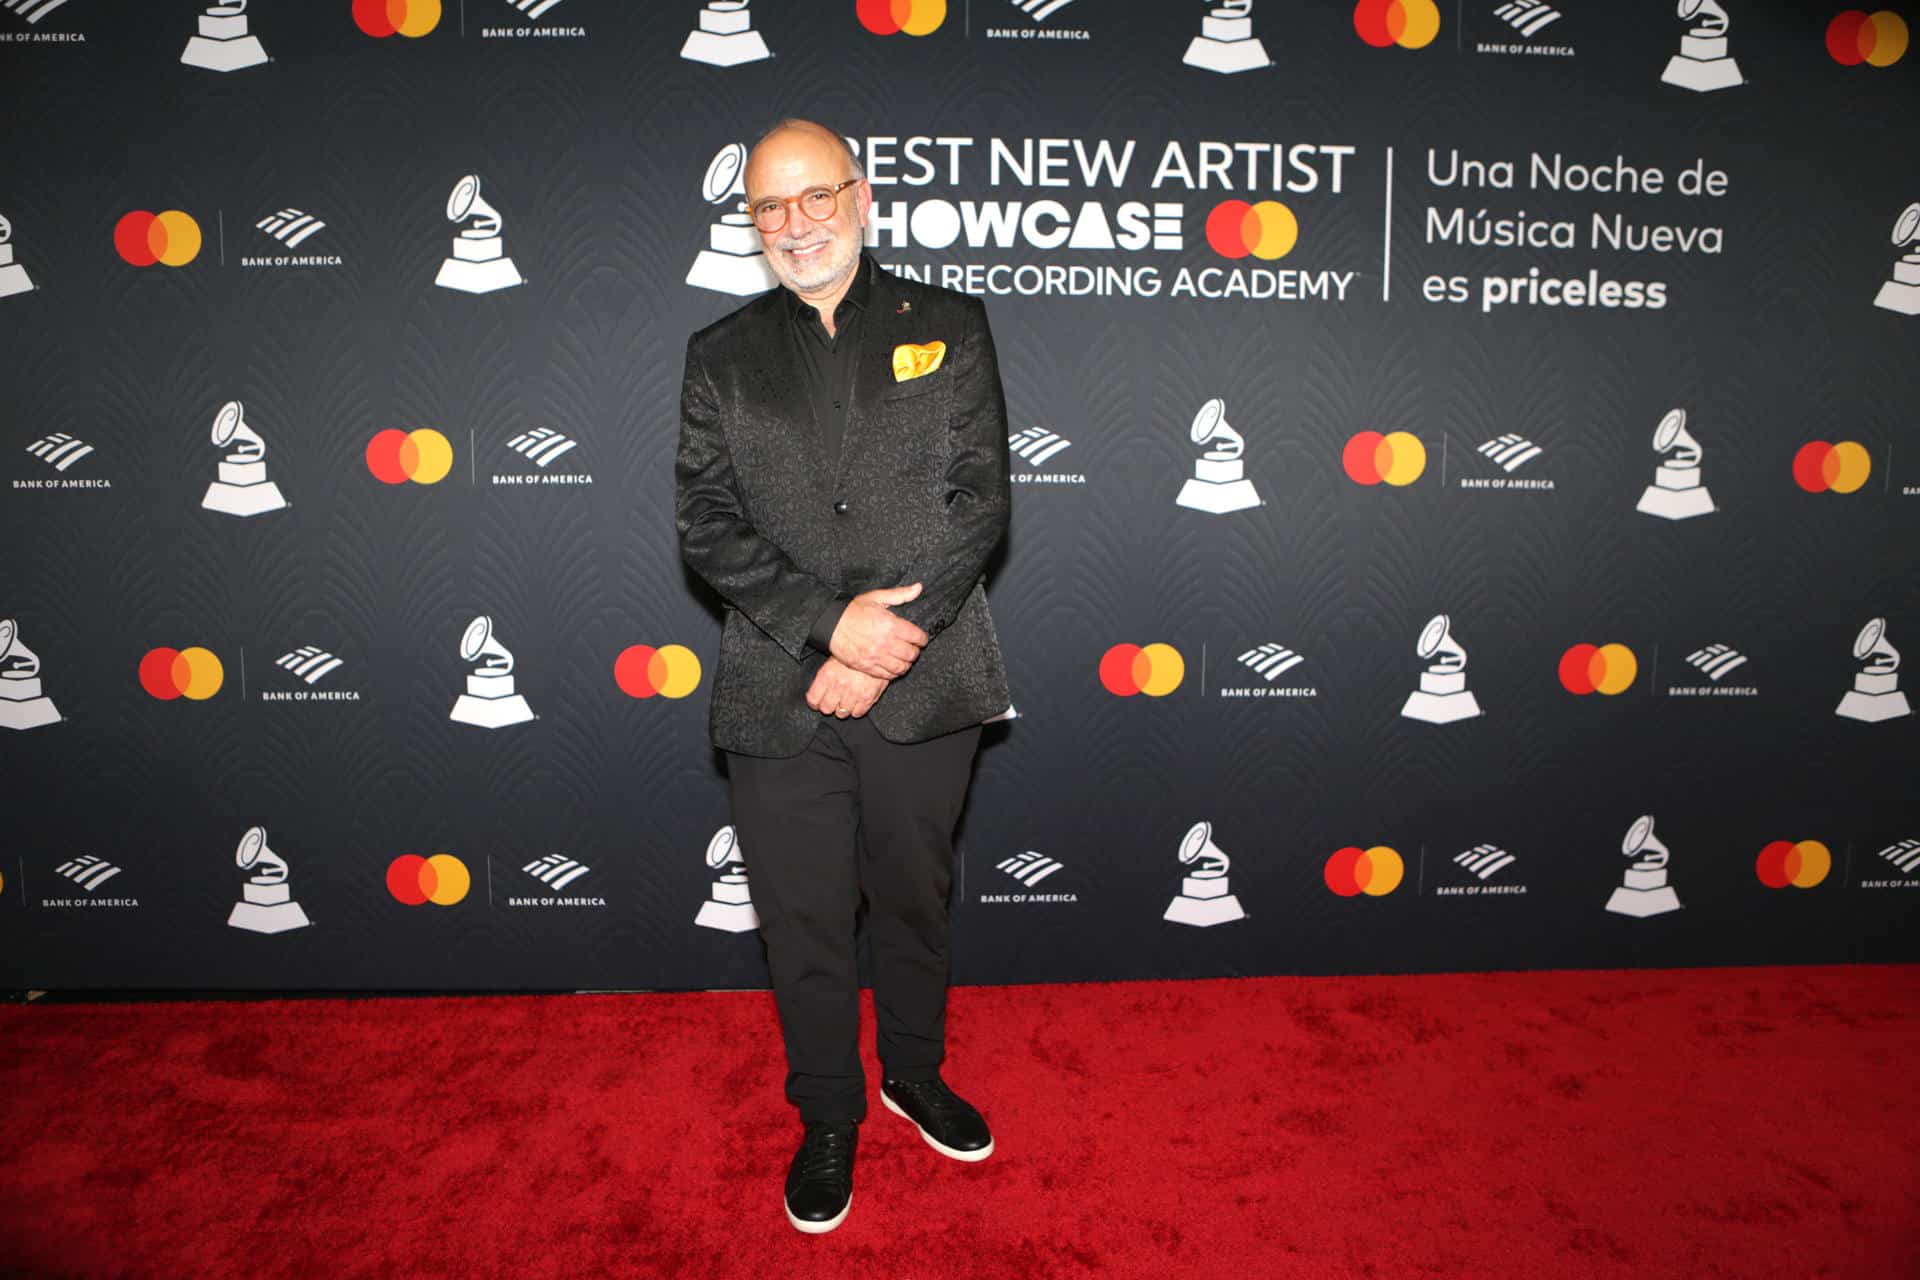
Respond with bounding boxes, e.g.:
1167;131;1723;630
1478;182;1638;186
674;118;1013;1233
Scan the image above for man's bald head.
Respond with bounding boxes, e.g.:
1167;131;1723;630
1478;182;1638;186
748;119;864;187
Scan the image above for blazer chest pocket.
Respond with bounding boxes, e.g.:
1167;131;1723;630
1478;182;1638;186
879;370;948;402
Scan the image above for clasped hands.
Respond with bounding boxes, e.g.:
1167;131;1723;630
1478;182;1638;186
806;583;928;719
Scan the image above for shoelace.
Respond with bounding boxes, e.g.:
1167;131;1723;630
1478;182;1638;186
795;1128;854;1182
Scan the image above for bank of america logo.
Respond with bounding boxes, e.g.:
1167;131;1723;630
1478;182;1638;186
1492;1;1561;36
1454;844;1516;879
255;209;328;248
4;0;71;24
506;426;579;468
275;646;344;685
1010;427;1072;467
1877;839;1920;874
997;850;1064;887
1684;644;1748;682
1011;0;1077;19
523;853;591;890
1477;434;1543;472
55;855;123;891
25;432;94;471
1238;642;1305;681
508;0;569;17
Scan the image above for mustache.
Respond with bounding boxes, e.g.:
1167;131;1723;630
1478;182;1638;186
774;231;834;251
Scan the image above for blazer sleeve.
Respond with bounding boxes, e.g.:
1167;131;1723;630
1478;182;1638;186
674;334;841;663
889;296;1012;638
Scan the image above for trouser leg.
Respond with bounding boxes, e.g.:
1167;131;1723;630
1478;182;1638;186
845;718;983;1082
726;724;866;1124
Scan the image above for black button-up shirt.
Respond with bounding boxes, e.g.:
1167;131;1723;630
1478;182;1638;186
784;253;876;654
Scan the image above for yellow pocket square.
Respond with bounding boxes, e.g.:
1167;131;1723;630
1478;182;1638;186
892;341;947;382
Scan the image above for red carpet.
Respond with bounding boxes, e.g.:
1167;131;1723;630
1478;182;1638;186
2;966;1916;1279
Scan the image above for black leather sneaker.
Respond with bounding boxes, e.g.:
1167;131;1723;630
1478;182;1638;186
880;1077;994;1162
784;1121;857;1234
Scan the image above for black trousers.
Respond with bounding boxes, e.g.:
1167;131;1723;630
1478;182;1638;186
726;714;982;1125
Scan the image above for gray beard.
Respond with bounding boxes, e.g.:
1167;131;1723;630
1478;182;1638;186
774;229;862;293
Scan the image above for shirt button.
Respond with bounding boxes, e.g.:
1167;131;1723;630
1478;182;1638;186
832;500;849;515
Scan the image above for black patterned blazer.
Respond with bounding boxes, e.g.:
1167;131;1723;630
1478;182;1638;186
674;261;1012;758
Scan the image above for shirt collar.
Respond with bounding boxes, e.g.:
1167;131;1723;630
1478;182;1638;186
783;250;874;323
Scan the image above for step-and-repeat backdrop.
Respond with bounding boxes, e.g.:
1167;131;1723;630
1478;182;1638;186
3;1;1916;990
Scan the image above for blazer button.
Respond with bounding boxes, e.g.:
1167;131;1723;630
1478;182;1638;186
832;500;849;515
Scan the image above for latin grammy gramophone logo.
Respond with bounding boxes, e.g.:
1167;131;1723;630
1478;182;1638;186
1872;203;1920;315
686;143;776;296
448;615;536;728
0;617;61;730
1605;814;1681;917
693;825;759;932
1400;614;1483;724
1835;616;1911;722
1175;397;1260;514
226;826;311;934
681;0;770;65
180;0;268;72
200;401;288;517
0;214;35;298
434;175;524;294
1182;0;1271;73
1635;408;1714;520
1659;0;1743;92
1163;821;1246;927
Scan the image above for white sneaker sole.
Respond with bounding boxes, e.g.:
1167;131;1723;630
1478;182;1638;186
785;1193;851;1234
881;1090;995;1162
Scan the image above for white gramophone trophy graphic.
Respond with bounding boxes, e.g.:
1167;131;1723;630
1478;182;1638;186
448;615;536;728
685;143;777;296
1400;614;1483;724
1872;203;1920;315
434;174;525;294
0;618;60;730
226;826;312;933
1635;407;1715;521
1163;821;1246;927
1182;0;1270;74
693;825;760;933
1836;616;1912;722
1606;814;1682;917
180;0;269;72
680;0;771;66
1175;398;1260;514
1660;0;1743;92
0;214;35;299
200;400;288;517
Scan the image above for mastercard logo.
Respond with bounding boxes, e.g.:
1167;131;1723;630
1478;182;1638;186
114;211;202;268
614;644;702;699
858;0;945;35
1558;643;1637;696
1205;201;1298;261
1099;643;1185;697
1792;441;1871;494
1354;0;1440;48
354;0;441;37
1325;845;1404;897
1342;431;1426;486
366;428;454;485
1827;10;1909;65
387;853;470;905
1756;839;1832;889
139;647;225;700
